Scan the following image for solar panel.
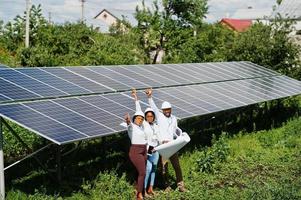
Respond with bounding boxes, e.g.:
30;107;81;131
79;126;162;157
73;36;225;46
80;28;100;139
1;75;299;145
0;62;280;103
0;69;66;98
40;68;113;93
18;68;90;95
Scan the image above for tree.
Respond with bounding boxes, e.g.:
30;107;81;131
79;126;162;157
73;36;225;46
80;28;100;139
228;16;300;79
135;0;208;64
1;4;47;52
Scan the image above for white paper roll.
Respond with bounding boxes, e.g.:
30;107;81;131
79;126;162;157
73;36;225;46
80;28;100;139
154;132;191;160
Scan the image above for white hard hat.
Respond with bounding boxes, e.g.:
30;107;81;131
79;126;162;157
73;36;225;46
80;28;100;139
144;107;154;114
161;101;172;109
134;111;145;118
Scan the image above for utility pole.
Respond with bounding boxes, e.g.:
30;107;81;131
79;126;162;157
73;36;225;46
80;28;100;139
48;12;52;24
25;0;31;48
80;0;86;23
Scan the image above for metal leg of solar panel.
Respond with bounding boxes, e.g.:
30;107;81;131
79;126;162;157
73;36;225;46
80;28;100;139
56;145;62;185
0;117;4;200
1;119;51;173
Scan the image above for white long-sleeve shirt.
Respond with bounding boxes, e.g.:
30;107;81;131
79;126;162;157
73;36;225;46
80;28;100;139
127;122;147;145
135;100;161;146
148;97;181;141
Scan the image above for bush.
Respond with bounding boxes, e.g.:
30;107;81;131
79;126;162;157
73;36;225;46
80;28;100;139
195;132;230;173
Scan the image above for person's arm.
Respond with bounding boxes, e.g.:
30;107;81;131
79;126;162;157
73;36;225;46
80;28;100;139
132;89;142;112
145;88;160;117
125;113;131;126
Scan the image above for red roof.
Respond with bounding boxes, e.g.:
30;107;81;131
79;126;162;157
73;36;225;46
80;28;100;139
220;18;252;32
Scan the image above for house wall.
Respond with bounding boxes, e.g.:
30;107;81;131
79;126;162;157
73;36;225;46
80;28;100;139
95;11;117;26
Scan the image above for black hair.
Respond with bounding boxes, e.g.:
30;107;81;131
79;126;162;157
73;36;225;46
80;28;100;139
132;115;144;122
144;111;156;121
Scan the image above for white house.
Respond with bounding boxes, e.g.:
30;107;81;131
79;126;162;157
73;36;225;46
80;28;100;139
94;9;137;33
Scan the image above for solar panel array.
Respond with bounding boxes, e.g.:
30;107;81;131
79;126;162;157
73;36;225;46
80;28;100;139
0;62;300;145
0;62;278;103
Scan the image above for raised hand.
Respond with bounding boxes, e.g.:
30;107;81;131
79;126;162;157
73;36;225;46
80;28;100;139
131;88;138;101
125;113;131;125
145;88;153;98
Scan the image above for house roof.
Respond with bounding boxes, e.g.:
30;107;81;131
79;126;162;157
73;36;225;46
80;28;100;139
272;0;301;19
220;18;252;32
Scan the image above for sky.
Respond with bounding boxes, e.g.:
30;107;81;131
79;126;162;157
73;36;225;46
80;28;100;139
0;0;277;25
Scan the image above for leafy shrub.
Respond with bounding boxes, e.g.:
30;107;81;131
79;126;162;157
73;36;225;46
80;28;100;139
195;132;230;173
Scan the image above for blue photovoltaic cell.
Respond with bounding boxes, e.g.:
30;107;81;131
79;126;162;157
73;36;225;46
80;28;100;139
81;94;136;118
40;68;113;93
146;65;192;84
108;66;164;88
0;78;40;101
89;66;149;89
0;103;87;144
0;69;66;97
54;97;125;132
17;68;89;95
25;100;114;137
124;65;179;86
170;87;223;113
66;67;129;91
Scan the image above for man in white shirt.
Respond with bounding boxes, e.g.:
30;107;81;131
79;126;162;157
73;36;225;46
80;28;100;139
145;88;186;192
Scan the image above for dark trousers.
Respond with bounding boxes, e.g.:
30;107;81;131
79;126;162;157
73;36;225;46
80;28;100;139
129;144;147;193
161;152;183;184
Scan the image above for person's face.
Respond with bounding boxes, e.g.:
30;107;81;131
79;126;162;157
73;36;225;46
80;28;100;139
145;112;155;123
162;108;171;117
134;116;144;126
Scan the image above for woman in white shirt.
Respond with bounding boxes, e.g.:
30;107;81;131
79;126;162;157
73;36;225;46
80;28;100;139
125;108;147;200
132;89;161;196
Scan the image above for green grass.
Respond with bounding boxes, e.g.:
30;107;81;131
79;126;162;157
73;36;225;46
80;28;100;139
6;117;301;200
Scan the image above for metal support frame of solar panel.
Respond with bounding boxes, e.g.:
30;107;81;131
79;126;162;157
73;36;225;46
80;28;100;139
0;61;279;104
0;75;300;145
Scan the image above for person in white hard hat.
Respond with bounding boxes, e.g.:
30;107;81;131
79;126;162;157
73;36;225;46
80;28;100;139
145;88;186;192
131;89;162;197
125;108;147;200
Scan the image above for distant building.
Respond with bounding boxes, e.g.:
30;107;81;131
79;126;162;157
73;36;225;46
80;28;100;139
94;9;136;33
219;18;252;32
229;0;301;35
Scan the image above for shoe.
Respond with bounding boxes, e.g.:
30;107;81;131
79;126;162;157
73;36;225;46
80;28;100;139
136;192;143;200
177;181;187;192
147;186;155;196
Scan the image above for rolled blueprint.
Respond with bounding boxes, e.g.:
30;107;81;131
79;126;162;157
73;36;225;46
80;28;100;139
154;132;191;160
